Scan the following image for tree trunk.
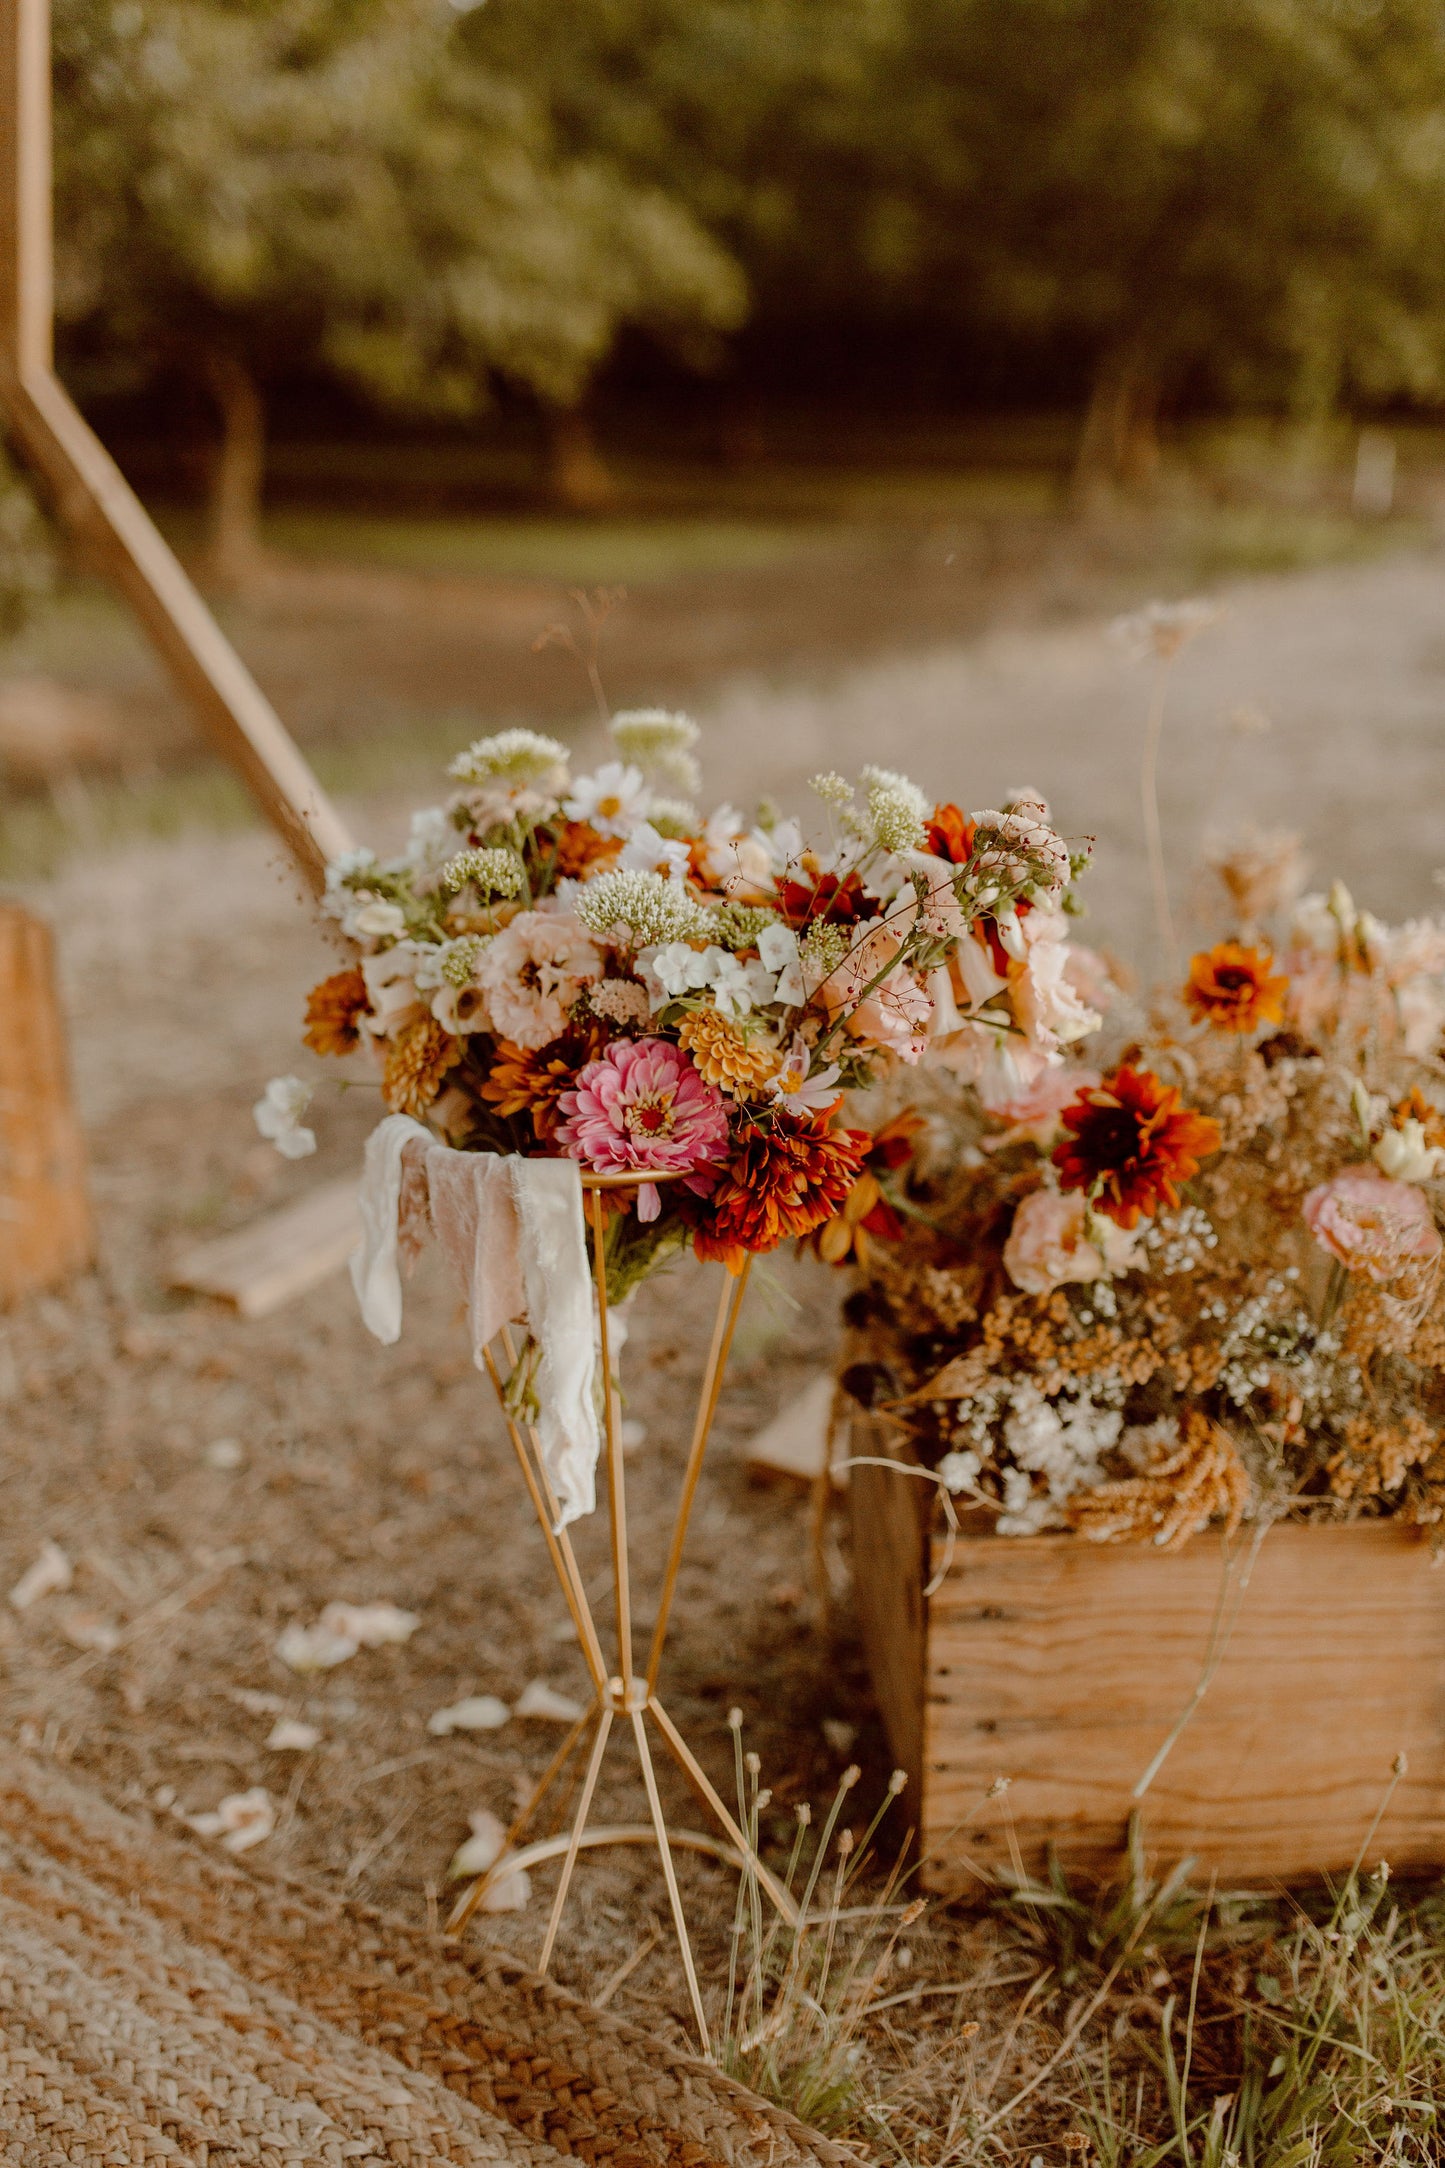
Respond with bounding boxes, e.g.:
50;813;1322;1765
542;401;615;511
202;350;267;589
1072;342;1161;509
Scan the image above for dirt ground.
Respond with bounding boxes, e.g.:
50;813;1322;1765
4;532;1445;2152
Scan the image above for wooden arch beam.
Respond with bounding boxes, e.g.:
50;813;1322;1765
0;0;353;894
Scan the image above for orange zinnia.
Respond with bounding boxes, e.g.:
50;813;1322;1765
1184;942;1287;1034
480;1023;606;1144
689;1117;870;1273
925;802;976;865
1053;1065;1221;1228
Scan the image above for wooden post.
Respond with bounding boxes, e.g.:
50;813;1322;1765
0;904;91;1305
0;0;353;896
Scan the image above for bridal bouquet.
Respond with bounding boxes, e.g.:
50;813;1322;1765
286;710;1093;1299
844;837;1445;1547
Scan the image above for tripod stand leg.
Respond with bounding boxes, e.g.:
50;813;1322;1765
631;1707;711;2057
538;1706;612;1975
648;1697;799;1927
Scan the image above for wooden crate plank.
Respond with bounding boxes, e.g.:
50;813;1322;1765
170;1178;359;1319
922;1520;1445;1889
847;1417;929;1805
0;903;92;1306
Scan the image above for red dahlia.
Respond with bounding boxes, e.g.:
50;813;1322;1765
1052;1065;1221;1228
688;1117;870;1273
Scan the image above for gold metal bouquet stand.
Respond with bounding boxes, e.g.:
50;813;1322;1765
447;1170;797;2053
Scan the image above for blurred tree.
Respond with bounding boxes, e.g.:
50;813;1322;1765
471;0;1445;492
872;0;1445;496
51;0;745;579
0;447;55;639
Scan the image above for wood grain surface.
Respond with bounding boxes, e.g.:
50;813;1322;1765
0;904;92;1306
848;1412;1445;1889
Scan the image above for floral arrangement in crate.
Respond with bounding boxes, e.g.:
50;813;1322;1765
283;710;1094;1299
843;829;1445;1548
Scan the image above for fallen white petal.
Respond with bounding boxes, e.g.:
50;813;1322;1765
266;1718;321;1752
447;1808;531;1909
428;1695;510;1737
206;1437;244;1470
59;1608;120;1655
319;1601;420;1648
229;1688;285;1716
275;1621;358;1673
9;1541;72;1612
187;1787;275;1853
515;1681;586;1723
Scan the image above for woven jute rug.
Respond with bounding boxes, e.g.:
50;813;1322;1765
0;1752;856;2167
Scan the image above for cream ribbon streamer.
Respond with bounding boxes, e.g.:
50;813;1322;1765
350;1115;600;1525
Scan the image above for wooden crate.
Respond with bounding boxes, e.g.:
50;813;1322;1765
848;1420;1445;1889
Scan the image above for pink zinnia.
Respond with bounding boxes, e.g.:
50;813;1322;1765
556;1038;731;1222
1303;1168;1441;1284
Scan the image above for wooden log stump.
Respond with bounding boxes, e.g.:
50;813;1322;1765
0;901;92;1304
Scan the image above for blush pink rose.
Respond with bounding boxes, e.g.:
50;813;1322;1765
1003;1188;1143;1295
979;1064;1102;1146
1302;1169;1441;1283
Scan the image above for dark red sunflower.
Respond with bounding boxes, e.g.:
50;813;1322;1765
687;1117;870;1272
925;802;976;864
1053;1065;1221;1228
1184;942;1288;1034
778;870;871;929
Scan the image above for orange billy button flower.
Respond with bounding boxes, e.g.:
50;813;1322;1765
1184;941;1288;1034
303;966;371;1056
1053;1065;1222;1229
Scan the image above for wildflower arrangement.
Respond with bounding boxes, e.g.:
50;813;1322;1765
844;840;1445;1546
286;710;1092;1297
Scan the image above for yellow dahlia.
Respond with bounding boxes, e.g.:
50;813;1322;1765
677;1007;781;1099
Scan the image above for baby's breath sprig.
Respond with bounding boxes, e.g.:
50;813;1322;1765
573;868;715;951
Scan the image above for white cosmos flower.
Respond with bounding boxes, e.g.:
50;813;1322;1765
768;1036;842;1115
563;761;650;839
253;1076;317;1160
617;820;692;882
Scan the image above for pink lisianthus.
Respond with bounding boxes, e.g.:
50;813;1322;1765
980;1064;1103;1147
1302;1168;1442;1283
555;1037;731;1221
1003;1187;1143;1295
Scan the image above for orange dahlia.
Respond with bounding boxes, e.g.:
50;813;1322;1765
479;1023;606;1144
303;966;370;1056
1053;1065;1221;1228
553;820;621;880
689;1117;870;1273
381;1017;460;1119
1184;942;1288;1034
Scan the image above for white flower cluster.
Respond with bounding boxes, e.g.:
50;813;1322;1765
572;868;714;950
861;766;930;856
949;1375;1128;1535
447;729;568;786
609;708;702;797
440;848;525;899
1143;1205;1219;1276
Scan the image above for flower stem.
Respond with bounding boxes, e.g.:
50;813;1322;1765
1141;659;1179;975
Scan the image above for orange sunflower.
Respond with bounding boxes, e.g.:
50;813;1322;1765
302;966;370;1056
688;1117;870;1273
1184;942;1288;1034
1053;1065;1222;1228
